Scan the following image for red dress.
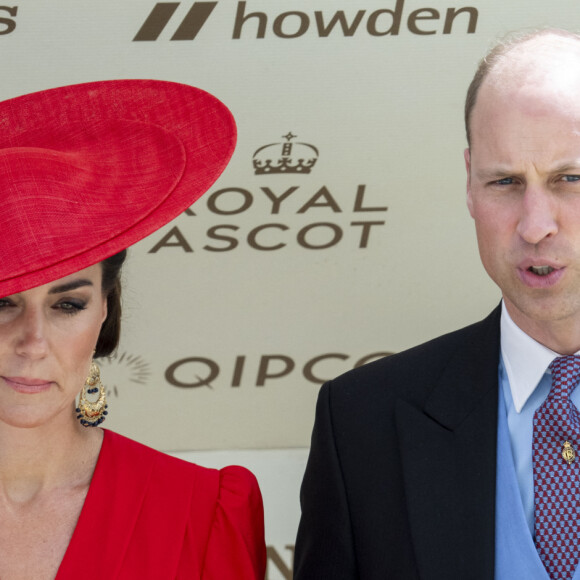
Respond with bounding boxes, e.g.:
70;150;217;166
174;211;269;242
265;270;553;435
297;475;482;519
55;430;266;579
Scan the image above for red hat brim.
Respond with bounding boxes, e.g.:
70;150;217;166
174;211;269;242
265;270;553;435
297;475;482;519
0;79;236;296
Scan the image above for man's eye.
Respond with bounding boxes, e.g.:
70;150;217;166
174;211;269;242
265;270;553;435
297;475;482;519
495;177;514;186
562;175;580;182
0;299;14;309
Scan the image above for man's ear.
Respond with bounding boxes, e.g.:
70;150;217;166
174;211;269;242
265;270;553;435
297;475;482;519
464;148;474;217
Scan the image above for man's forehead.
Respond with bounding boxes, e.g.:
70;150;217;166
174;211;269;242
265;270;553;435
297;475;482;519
482;34;580;110
467;35;580;138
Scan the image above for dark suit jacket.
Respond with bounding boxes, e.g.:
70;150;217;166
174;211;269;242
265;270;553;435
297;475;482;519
294;307;501;579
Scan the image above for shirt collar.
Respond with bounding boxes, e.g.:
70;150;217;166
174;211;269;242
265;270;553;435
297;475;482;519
500;302;561;413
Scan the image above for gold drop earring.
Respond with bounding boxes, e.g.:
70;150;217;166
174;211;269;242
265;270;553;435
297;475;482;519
76;359;108;427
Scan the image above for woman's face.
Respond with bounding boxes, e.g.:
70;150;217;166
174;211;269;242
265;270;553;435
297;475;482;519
0;264;107;429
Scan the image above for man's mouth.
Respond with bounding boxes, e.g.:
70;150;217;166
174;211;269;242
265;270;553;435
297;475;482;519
528;265;555;276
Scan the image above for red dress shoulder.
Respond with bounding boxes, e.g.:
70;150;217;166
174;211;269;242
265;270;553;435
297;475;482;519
56;430;266;579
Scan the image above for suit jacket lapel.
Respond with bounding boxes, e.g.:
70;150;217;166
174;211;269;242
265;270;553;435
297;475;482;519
396;307;500;580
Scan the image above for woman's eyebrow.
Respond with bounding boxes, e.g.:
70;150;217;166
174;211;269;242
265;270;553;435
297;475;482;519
48;279;93;294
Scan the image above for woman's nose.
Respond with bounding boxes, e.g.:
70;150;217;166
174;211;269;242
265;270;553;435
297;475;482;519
14;308;49;359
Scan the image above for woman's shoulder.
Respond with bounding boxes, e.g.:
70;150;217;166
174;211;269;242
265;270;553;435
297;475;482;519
100;430;266;577
213;465;264;526
102;429;260;494
217;464;261;496
102;429;200;473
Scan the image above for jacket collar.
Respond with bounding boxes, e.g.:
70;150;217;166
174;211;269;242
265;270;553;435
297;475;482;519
396;306;500;580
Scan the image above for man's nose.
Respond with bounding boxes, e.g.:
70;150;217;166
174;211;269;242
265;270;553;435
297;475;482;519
516;186;558;245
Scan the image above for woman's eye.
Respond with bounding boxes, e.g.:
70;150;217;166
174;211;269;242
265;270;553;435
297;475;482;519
54;301;86;315
0;298;15;309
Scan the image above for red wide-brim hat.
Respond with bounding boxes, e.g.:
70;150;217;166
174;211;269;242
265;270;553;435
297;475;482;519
0;79;236;297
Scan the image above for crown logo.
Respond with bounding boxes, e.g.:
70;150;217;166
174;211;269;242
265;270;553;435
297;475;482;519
253;132;319;175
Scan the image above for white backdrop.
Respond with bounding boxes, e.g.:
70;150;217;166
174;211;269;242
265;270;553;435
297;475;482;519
4;1;580;576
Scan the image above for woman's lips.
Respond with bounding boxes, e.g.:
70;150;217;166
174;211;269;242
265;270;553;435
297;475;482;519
2;376;53;393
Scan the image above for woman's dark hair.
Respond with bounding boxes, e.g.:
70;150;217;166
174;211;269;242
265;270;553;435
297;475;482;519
95;249;127;358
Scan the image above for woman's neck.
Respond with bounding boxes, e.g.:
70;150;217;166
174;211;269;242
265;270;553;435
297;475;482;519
0;417;103;505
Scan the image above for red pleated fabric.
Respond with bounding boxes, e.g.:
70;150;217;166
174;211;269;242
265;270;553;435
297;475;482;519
56;430;266;579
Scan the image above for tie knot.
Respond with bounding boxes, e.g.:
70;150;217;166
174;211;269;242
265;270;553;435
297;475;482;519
549;355;580;399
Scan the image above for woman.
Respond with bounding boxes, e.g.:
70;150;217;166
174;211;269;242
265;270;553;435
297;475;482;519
0;80;266;578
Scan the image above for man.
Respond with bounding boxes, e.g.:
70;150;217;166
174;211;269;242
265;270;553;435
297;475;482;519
294;29;580;579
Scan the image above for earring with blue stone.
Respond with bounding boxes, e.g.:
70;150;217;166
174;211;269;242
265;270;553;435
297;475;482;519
76;360;108;427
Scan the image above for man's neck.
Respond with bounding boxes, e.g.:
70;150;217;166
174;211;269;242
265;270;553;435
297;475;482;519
504;300;580;355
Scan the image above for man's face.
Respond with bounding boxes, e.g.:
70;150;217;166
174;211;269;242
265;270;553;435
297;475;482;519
466;77;580;339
